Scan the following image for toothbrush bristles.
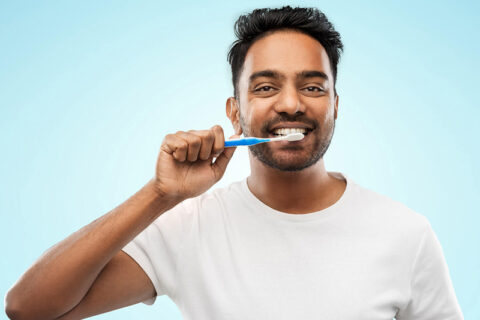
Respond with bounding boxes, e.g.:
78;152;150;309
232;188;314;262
285;133;304;141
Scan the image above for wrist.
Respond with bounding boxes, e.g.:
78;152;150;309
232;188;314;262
146;178;186;204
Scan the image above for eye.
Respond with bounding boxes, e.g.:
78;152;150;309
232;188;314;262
255;86;275;92
303;86;323;92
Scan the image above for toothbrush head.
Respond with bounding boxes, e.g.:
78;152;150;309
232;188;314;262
284;132;304;141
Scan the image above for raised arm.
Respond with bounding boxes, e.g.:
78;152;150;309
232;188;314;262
5;125;237;320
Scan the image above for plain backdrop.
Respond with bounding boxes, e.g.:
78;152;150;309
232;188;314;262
1;0;478;319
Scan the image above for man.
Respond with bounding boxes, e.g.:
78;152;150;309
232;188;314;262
5;6;463;320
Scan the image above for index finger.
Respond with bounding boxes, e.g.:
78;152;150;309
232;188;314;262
211;125;225;156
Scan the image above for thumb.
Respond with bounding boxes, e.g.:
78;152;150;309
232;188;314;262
211;134;239;180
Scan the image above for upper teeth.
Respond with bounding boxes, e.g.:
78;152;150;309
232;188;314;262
272;128;307;135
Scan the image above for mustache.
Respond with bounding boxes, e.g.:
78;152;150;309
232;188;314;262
261;114;318;133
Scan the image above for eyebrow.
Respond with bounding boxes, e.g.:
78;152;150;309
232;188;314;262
298;70;329;81
249;70;284;83
249;69;329;84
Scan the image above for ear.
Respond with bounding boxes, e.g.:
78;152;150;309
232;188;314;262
226;97;243;135
334;94;339;120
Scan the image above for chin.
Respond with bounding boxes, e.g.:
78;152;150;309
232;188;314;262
266;161;316;172
261;154;320;172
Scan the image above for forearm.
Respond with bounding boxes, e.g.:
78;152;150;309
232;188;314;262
5;179;181;320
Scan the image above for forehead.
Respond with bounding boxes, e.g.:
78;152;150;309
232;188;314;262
241;30;332;80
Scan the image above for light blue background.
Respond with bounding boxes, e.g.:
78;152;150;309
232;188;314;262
1;1;478;319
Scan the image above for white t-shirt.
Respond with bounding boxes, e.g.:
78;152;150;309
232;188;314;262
121;172;463;320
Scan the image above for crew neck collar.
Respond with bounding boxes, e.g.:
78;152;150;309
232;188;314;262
239;171;352;222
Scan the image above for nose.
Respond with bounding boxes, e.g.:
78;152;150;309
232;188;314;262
273;83;305;115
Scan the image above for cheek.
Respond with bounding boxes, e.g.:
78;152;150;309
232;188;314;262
243;102;269;128
317;102;335;124
238;108;255;134
319;112;335;135
317;116;330;134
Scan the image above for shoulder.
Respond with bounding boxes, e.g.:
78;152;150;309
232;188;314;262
347;180;431;234
164;179;244;223
183;179;245;210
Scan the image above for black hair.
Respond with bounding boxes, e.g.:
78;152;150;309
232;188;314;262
227;6;344;98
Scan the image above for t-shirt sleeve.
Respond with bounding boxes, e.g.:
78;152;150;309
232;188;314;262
121;200;191;305
397;222;463;319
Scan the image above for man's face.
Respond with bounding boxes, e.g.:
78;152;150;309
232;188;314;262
231;30;338;171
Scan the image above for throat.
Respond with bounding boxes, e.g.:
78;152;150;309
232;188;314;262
247;169;345;214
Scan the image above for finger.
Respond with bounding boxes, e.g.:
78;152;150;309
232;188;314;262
196;129;215;160
176;131;202;162
211;125;225;156
161;133;188;162
211;134;239;180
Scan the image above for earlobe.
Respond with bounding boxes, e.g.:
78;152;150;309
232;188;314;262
226;97;243;135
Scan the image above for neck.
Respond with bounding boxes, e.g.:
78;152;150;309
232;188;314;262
247;153;346;214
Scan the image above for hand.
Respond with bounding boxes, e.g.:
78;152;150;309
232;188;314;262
153;125;238;200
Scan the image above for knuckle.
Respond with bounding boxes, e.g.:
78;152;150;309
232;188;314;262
205;130;215;141
178;141;188;150
213;125;223;134
198;129;213;139
163;133;174;142
173;151;183;159
190;136;201;147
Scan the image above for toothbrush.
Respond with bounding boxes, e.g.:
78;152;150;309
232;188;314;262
224;133;304;147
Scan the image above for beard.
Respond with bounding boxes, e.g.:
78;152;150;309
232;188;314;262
239;113;335;172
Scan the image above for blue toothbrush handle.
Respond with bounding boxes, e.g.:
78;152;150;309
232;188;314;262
224;137;270;147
